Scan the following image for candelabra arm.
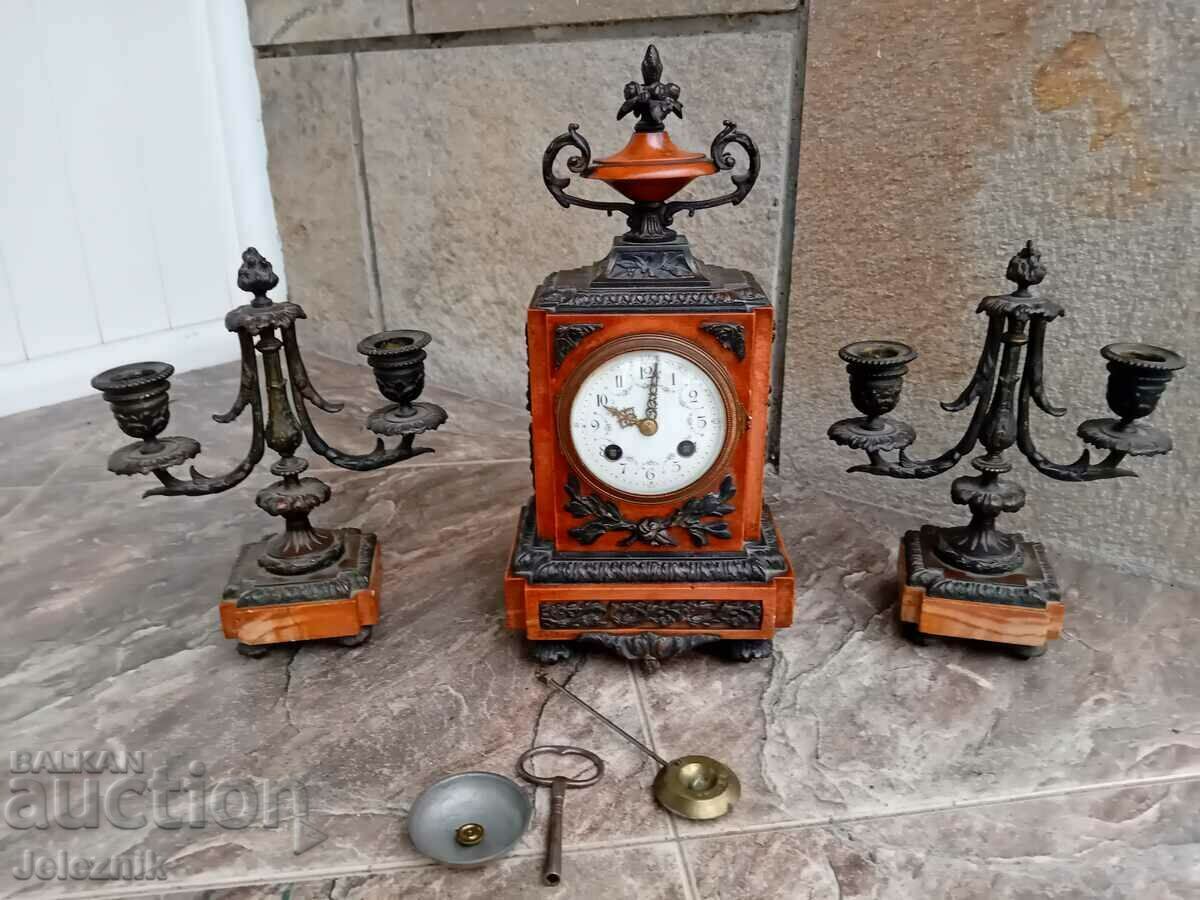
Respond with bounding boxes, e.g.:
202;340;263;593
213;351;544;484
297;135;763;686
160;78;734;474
296;396;433;471
213;332;258;424
282;327;433;472
145;334;267;497
941;316;1005;413
848;321;1003;479
543;125;635;218
1023;317;1067;418
1016;319;1135;482
282;327;344;414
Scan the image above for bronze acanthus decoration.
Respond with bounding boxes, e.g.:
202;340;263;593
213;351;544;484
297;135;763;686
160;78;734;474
540;600;761;630
553;323;603;368
564;474;736;547
700;322;746;361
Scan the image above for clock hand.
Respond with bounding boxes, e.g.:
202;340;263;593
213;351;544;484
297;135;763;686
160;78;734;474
637;359;660;436
603;404;640;428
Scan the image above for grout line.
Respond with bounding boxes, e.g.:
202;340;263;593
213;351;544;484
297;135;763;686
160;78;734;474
0;433;102;526
627;661;663;759
627;660;699;899
256;10;800;59
348;52;387;332
673;838;700;900
0;242;29;363
766;5;808;472
673;770;1200;844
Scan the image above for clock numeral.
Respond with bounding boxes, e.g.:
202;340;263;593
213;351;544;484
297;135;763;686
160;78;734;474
596;393;609;407
591;419;600;430
614;374;623;388
645;470;655;482
687;389;699;401
670;372;676;386
696;415;707;429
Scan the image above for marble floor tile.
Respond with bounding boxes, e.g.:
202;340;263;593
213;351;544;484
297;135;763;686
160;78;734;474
2;357;1197;899
637;480;1200;835
0;394;103;487
682;780;1200;900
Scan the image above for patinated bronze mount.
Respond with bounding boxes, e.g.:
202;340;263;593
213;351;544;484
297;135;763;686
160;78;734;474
92;248;447;655
829;241;1184;655
542;45;759;245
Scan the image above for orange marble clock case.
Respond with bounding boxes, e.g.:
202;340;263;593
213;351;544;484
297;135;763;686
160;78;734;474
504;256;796;661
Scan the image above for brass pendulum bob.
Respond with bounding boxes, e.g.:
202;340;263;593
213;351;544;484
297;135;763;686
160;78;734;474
537;674;740;820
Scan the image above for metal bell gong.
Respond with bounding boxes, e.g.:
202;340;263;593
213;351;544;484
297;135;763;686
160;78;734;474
407;771;532;867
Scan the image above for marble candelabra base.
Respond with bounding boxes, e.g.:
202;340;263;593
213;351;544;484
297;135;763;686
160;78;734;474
218;528;382;656
898;525;1064;658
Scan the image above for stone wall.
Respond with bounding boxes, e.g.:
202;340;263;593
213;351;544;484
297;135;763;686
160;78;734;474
248;1;1198;586
249;2;804;407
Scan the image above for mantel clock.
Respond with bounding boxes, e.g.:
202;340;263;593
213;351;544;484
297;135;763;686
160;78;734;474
504;46;795;667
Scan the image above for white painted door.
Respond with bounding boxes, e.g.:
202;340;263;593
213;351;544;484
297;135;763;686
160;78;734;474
0;0;284;416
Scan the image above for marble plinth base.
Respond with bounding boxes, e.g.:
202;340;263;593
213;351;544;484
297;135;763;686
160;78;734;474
900;525;1064;653
219;528;381;652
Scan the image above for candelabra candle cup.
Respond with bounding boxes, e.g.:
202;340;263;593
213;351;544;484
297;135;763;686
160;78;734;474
1102;343;1185;426
828;341;919;455
840;340;918;427
91;362;202;476
92;361;174;448
1076;342;1187;458
358;330;431;417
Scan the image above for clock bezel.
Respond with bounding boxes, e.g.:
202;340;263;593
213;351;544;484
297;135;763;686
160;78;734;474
556;332;744;504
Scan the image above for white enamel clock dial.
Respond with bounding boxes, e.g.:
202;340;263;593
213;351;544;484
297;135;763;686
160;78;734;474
565;341;733;498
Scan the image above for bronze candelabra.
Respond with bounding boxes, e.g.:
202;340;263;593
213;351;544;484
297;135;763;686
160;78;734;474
829;241;1184;656
92;248;447;655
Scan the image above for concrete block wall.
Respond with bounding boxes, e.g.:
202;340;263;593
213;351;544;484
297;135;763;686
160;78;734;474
247;1;1198;586
249;2;804;406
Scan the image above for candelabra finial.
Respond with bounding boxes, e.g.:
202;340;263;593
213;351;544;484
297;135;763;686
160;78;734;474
237;247;279;307
1005;240;1046;295
617;44;683;133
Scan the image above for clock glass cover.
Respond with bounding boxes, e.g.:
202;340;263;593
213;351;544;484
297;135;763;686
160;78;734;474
562;336;737;499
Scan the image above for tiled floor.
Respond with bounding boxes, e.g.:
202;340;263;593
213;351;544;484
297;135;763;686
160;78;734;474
1;356;1198;900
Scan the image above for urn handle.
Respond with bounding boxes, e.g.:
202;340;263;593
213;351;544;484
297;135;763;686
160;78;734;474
541;124;634;219
663;121;761;223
